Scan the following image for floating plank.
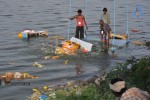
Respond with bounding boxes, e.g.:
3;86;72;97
110;33;127;40
70;37;93;52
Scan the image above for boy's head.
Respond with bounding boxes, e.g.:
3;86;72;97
77;9;82;15
103;8;107;14
109;78;127;97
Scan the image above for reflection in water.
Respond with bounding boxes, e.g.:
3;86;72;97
100;42;109;52
99;52;111;72
136;8;140;17
75;64;83;75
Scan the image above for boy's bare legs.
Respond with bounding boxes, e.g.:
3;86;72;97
100;32;104;42
106;31;110;48
100;32;105;51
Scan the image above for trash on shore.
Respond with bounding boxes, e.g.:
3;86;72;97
29;73;107;100
39;95;49;100
30;91;41;100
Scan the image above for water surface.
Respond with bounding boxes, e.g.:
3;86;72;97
0;0;150;99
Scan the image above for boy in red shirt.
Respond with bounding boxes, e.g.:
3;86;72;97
70;9;88;39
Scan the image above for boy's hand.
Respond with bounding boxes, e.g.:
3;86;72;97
69;16;76;20
86;26;88;30
69;17;72;20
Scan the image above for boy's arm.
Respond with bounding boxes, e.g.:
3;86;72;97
99;20;101;28
99;20;103;29
69;15;76;20
83;16;88;30
107;14;110;24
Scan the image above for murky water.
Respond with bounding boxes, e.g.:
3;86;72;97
0;0;150;100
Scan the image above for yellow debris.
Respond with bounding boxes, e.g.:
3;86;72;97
55;47;65;55
51;56;60;60
17;32;22;39
110;33;127;40
23;73;30;78
65;60;69;64
43;86;48;90
32;88;39;92
50;36;65;40
22;73;38;79
55;40;80;55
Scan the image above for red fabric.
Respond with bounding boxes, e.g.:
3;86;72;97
76;16;84;26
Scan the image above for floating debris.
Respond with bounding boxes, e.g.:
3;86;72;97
0;72;38;84
32;62;44;68
18;30;48;39
50;36;65;40
14;72;23;79
82;48;88;53
55;40;80;55
51;56;60;60
132;40;144;46
43;56;51;60
23;73;38;79
130;29;140;33
64;60;69;64
1;72;14;84
132;40;150;47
